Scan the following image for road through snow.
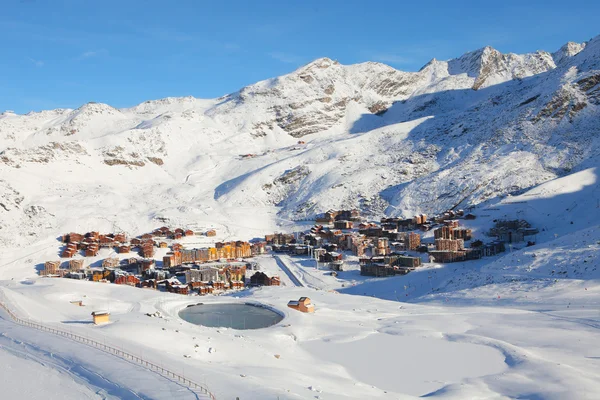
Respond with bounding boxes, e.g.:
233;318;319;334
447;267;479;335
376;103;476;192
273;255;304;287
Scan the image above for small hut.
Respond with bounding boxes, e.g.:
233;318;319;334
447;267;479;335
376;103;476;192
287;297;315;313
91;311;110;325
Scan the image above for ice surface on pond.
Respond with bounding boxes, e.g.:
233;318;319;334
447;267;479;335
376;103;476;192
179;303;283;329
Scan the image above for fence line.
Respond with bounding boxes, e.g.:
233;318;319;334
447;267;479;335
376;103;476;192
0;295;216;400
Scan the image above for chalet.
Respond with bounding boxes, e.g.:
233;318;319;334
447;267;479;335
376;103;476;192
312;247;326;260
126;257;139;266
479;241;506;257
443;220;460;228
226;265;246;281
69;259;84;271
166;279;189;295
230;281;244;290
67;272;85;280
412;214;428;225
251;241;267;255
250;271;280;286
102;257;120;268
114;274;140;286
396;218;417;232
287;297;315;313
372;237;390;256
63;232;84;244
434;225;472;241
117;245;131;254
188;281;206;290
61;242;78;258
140;259;155;271
271;243;310;255
360;262;397;277
316;210;337;224
435;238;464;252
319;251;343;263
360;254;421;276
199;286;214;295
393;232;421;251
333;220;353;230
185;266;220;283
452;228;472;240
85;243;99;257
42;261;60;276
92;268;113;282
184;229;194;237
163;251;182;268
140;279;157;289
139;241;154;258
464;213;477;220
98;235;115;247
359;226;383;237
91;311;110;325
206;229;217;237
87;231;100;241
333;210;358;222
490;220;538;243
428;250;466;263
159;241;168;248
265;233;295;245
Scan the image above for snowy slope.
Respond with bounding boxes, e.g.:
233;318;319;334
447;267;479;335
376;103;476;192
0;35;599;248
0;34;599;399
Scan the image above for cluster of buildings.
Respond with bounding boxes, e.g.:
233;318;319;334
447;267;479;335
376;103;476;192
40;213;538;291
307;209;538;276
359;253;422;277
59;231;129;258
489;220;539;243
163;241;265;267
303;215;430;259
41;227;274;297
316;209;362;225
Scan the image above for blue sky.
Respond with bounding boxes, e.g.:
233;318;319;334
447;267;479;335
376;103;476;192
1;0;599;114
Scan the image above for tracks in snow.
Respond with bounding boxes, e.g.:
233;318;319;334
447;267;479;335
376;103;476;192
273;255;304;287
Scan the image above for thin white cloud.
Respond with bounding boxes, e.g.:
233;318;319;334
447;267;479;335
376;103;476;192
268;52;303;64
76;49;109;60
28;57;44;67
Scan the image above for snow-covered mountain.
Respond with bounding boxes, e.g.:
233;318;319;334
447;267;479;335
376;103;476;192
1;35;599;247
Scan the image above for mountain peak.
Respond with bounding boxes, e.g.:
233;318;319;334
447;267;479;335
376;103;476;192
552;41;587;65
296;57;339;73
446;45;555;89
447;46;500;78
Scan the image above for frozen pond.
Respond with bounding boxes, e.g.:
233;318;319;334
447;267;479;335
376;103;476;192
302;333;507;396
179;303;283;330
